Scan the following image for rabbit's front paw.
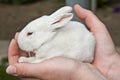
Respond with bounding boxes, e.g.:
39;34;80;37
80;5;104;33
18;57;28;62
18;57;35;63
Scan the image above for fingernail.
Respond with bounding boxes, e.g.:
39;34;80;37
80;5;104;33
75;4;82;8
6;65;17;76
15;32;19;40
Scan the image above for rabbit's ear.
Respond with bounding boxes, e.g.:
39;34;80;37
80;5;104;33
50;6;72;17
50;13;73;29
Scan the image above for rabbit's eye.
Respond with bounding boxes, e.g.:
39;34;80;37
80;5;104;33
27;32;33;36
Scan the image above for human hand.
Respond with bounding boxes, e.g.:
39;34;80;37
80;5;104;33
6;36;108;80
6;33;38;80
74;4;120;80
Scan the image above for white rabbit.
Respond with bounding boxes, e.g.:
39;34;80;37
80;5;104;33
17;6;96;63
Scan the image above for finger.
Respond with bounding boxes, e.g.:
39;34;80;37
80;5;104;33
15;32;19;40
15;32;28;57
6;57;83;80
8;36;27;65
74;4;106;32
20;77;39;80
6;63;44;79
8;39;19;65
74;4;116;55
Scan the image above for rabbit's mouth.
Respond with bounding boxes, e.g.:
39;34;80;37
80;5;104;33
28;42;46;57
28;47;40;57
28;51;36;57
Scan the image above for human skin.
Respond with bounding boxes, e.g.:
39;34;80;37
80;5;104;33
74;4;120;80
7;39;108;80
6;4;120;80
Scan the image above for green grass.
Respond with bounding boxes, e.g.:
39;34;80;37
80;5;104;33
0;57;19;80
0;65;19;80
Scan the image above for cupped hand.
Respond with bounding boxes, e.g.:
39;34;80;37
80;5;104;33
74;4;120;80
6;38;109;80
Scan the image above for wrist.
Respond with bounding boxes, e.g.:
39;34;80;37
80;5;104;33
71;63;109;80
107;53;120;80
70;63;93;80
70;62;82;80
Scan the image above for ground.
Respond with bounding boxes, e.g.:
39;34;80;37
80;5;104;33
0;0;120;48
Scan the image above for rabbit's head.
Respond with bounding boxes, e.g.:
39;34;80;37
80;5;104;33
18;6;73;53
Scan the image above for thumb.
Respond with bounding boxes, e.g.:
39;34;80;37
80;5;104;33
6;63;42;77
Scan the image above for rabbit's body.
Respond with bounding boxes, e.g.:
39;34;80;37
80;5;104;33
18;6;95;63
35;21;95;62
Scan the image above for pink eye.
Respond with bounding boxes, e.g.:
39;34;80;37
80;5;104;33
27;32;33;36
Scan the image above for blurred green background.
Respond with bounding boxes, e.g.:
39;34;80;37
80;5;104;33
0;57;19;80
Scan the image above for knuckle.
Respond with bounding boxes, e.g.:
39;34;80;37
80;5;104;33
15;63;28;77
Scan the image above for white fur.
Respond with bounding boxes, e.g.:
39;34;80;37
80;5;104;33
17;6;96;63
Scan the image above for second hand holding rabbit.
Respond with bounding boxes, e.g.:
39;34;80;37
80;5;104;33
18;6;96;63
